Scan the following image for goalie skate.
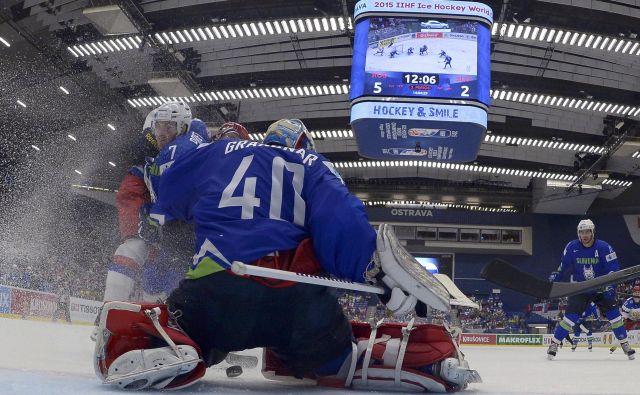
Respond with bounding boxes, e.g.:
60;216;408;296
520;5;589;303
374;224;450;312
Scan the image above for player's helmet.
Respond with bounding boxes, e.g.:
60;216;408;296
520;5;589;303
577;219;595;236
210;122;250;141
263;119;316;150
632;285;640;302
152;101;192;135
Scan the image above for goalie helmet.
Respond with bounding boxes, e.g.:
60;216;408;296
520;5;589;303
210;122;250;141
577;219;595;236
263;119;316;150
93;302;206;390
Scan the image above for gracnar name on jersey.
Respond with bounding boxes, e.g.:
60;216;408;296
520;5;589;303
220;140;319;166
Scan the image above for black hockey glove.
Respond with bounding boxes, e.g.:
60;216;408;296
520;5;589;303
138;204;162;244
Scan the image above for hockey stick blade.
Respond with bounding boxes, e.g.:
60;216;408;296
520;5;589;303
481;259;640;299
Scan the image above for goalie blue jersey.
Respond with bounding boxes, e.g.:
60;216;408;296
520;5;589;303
150;140;376;282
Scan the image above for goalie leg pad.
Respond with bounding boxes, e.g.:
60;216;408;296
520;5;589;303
94;301;206;390
373;224;450;312
316;321;480;392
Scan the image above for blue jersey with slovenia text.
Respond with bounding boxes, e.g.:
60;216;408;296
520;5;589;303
555;239;619;285
144;118;209;203
149;140;377;283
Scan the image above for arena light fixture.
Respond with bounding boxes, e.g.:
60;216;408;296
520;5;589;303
31;145;40;151
0;36;10;47
127;83;350;108
66;16;352;57
16;99;26;108
108;161;116;167
67;134;77;141
59;86;70;95
107;124;116;131
332;159;628;189
493;23;640;57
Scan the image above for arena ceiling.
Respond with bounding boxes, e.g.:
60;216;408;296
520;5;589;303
2;0;640;215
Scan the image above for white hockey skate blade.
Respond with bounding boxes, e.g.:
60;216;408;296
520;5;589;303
377;223;450;312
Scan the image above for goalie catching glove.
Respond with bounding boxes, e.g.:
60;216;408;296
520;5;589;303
93;302;206;390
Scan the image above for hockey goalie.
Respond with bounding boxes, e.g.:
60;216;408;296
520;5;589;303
94;118;481;391
93;227;480;392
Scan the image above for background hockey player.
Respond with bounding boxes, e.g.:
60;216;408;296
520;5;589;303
570;302;598;352
101;109;160;303
610;285;640;353
389;47;399;58
93;118;481;392
407;46;414;55
420;44;428;55
621;285;640;330
374;47;384;56
444;55;452;69
546;219;635;360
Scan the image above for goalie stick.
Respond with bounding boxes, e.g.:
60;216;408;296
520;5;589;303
480;259;640;299
231;261;386;295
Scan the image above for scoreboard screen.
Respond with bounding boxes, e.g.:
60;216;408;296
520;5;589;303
350;15;491;105
349;0;493;162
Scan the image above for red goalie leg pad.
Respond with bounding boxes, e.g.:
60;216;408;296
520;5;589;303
94;302;206;389
351;321;456;367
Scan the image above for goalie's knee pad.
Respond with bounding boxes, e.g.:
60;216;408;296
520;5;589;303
93;301;206;390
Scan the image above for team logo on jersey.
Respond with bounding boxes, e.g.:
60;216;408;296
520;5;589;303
583;265;595;280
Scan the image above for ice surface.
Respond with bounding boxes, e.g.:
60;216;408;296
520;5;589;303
0;317;637;394
366;38;477;75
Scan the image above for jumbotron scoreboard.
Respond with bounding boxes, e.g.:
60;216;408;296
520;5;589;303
350;0;493;162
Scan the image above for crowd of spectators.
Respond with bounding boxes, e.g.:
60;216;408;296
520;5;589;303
368;18;409;45
338;290;528;333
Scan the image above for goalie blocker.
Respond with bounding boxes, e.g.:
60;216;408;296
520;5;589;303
94;302;480;392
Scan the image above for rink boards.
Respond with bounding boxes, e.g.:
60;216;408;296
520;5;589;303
0;284;101;324
459;330;640;347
